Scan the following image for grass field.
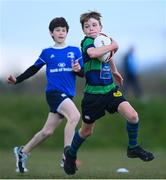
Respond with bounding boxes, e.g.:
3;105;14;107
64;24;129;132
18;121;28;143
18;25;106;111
0;148;166;179
0;94;166;178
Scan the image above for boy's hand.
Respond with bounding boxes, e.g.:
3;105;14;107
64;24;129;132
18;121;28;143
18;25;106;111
71;59;81;72
107;50;115;62
109;37;118;54
7;75;17;84
112;71;123;86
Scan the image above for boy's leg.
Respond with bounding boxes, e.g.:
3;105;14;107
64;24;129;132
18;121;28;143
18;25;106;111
57;98;81;168
118;101;154;161
57;98;80;147
63;92;101;174
22;113;62;154
64;122;94;175
14;113;62;173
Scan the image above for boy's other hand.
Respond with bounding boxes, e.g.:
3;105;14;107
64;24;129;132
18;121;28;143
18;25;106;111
7;75;17;84
112;71;123;86
71;59;81;72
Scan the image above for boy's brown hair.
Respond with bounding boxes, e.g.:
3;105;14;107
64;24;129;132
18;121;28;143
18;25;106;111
80;11;102;29
49;17;69;33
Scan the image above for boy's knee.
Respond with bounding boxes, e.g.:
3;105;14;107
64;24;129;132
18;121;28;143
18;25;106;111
75;112;81;122
68;112;80;125
80;126;93;138
129;111;139;123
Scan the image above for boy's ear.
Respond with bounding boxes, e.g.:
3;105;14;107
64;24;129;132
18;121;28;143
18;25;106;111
49;31;54;39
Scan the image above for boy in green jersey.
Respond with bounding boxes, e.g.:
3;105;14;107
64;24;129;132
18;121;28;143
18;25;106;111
63;11;154;175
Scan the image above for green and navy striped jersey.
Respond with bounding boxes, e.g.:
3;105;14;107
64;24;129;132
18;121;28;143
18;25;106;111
81;36;116;94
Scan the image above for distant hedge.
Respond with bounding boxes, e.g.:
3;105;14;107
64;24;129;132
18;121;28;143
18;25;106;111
0;93;165;150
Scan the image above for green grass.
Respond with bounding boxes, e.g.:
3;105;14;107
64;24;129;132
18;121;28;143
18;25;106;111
1;94;166;149
0;94;166;178
0;148;166;179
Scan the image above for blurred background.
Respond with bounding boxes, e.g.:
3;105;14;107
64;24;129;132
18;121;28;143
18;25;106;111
0;0;166;157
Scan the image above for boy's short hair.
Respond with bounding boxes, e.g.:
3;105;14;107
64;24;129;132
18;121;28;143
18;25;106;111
49;17;69;32
80;11;102;29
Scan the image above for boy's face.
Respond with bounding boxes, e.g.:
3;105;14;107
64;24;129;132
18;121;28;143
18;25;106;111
83;18;102;38
50;27;68;44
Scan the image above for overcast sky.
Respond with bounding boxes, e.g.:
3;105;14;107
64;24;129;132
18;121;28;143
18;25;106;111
0;0;166;78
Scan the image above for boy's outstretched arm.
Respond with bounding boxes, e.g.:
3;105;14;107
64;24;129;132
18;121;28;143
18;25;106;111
7;65;41;85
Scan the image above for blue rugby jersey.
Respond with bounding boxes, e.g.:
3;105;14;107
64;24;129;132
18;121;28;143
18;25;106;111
34;45;83;96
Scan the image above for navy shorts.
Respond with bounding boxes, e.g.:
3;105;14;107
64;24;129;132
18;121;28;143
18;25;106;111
46;90;72;115
81;87;126;124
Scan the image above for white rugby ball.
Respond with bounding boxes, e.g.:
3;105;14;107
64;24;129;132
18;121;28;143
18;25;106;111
94;33;111;62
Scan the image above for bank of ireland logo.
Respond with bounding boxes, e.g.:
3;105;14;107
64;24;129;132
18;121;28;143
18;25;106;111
58;63;66;67
67;52;75;59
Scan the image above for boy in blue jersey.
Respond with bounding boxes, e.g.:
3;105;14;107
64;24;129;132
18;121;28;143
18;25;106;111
63;11;154;175
7;17;83;173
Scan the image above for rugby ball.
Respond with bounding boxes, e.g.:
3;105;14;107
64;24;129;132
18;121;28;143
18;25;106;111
94;33;112;62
